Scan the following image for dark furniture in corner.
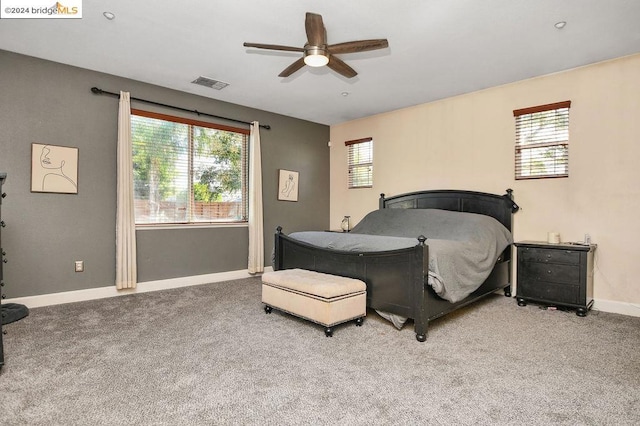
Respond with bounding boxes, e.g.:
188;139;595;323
515;241;596;316
1;172;6;367
274;189;520;342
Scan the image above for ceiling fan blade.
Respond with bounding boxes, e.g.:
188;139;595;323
243;42;304;53
328;39;389;55
305;12;326;46
327;56;357;78
278;57;306;77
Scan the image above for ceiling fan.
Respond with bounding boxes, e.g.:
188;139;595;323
243;12;389;78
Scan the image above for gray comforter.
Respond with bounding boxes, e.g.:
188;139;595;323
288;208;512;304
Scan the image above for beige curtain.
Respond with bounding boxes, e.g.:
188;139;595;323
248;121;264;274
115;91;137;289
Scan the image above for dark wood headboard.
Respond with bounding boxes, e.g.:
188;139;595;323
379;189;519;232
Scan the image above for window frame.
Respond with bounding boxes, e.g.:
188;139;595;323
131;109;250;227
345;137;373;189
513;101;571;180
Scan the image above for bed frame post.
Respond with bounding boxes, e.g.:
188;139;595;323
503;188;518;297
414;235;429;342
274;226;283;271
504;188;520;213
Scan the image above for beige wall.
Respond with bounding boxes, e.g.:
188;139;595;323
330;54;640;308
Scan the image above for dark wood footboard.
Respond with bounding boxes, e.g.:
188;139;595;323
274;228;428;317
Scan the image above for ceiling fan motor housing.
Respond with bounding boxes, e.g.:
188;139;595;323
304;45;329;67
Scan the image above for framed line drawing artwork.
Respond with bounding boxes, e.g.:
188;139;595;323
31;143;79;194
278;169;299;202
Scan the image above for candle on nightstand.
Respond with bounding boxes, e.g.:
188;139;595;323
547;232;561;244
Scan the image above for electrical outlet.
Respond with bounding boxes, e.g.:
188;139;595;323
75;260;84;272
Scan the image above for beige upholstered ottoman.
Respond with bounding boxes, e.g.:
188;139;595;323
262;268;366;337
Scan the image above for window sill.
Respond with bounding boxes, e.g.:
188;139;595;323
136;222;248;231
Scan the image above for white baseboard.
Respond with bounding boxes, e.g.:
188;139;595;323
593;299;640;317
6;270;638;318
4;266;274;309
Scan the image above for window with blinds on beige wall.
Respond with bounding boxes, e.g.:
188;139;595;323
345;137;373;189
514;101;571;180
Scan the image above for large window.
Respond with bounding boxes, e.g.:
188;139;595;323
514;101;571;180
346;137;373;189
131;110;249;225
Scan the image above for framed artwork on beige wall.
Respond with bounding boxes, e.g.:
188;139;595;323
31;143;79;194
278;169;299;202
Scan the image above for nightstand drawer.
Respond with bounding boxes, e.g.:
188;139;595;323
519;262;580;285
518;280;580;305
519;247;580;265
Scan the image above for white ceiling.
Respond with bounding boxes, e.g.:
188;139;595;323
1;0;639;125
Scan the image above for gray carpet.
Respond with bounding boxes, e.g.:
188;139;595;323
0;277;638;425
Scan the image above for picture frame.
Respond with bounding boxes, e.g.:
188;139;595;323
278;169;299;202
31;143;79;194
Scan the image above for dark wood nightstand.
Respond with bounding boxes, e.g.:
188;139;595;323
514;241;596;316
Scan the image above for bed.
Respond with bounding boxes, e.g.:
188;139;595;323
273;189;520;342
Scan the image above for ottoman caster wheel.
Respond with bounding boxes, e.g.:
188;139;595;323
504;290;512;297
416;334;427;342
324;327;333;337
517;298;527;307
355;317;364;327
264;305;272;314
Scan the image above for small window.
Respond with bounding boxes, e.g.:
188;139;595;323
345;137;373;188
131;109;249;225
514;101;570;179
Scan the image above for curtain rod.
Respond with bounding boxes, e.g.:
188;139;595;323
90;87;270;130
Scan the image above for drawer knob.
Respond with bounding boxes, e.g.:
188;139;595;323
1;192;5;198
0;220;5;227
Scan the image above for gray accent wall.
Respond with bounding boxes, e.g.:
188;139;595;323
0;50;330;298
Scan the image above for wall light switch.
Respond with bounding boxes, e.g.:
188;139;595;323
75;260;84;272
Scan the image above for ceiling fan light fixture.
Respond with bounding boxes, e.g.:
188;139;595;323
304;46;329;67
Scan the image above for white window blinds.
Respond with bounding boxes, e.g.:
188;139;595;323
514;101;571;180
345;137;373;189
131;109;249;224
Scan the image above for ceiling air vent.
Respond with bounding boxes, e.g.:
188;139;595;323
191;76;229;90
